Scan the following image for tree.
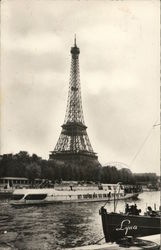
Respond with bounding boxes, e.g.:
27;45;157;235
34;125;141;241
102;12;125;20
25;163;41;186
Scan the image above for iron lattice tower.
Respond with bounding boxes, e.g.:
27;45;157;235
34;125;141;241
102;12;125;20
49;38;98;162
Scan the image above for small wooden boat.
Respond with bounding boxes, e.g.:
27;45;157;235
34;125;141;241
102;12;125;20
100;205;161;243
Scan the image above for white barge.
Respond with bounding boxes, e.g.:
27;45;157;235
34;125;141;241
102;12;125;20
10;183;139;206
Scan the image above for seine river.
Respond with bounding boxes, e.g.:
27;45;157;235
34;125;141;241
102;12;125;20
0;191;160;250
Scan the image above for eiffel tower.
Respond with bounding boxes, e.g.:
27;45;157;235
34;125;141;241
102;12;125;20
49;38;100;166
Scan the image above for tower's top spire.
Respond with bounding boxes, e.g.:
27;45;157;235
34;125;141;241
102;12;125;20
71;34;80;56
74;34;77;47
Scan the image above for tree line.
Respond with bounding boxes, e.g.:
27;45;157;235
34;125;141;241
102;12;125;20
0;151;158;185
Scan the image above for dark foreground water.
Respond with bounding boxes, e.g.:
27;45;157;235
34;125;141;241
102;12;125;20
0;191;160;250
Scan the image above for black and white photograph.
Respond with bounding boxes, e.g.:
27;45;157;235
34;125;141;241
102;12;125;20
0;0;160;249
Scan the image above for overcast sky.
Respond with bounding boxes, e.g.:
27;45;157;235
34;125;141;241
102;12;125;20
1;0;160;174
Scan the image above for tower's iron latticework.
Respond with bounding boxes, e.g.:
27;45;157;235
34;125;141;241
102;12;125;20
49;38;98;162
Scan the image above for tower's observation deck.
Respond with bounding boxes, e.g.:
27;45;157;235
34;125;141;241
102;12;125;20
49;39;98;161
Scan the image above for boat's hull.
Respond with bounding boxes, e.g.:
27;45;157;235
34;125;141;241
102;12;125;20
10;192;139;206
100;207;160;243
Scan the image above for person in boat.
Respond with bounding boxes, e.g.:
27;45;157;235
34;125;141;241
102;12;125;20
126;204;141;215
125;204;130;214
133;204;141;215
147;206;158;217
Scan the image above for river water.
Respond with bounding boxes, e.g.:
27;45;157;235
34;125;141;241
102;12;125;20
0;191;160;250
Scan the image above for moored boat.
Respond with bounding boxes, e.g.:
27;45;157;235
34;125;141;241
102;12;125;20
9;183;139;206
100;205;161;243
